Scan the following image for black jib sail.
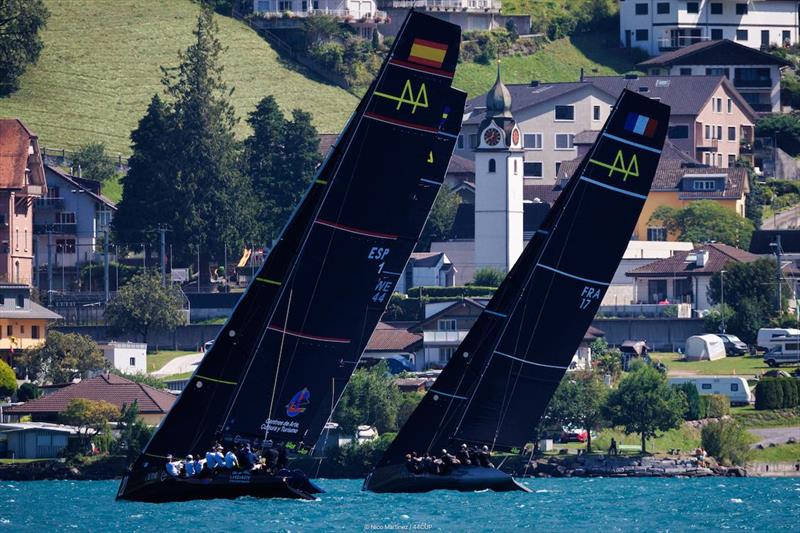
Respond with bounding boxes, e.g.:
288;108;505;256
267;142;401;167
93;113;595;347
118;11;466;502
365;89;670;493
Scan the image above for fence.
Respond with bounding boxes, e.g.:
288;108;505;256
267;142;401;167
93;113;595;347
40;146;128;173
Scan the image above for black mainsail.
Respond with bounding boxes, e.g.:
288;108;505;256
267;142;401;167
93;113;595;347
118;11;466;502
365;89;670;493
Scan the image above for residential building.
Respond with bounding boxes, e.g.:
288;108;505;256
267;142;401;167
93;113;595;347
0;422;83;459
0;284;61;366
637;39;791;112
0;119;47;285
100;342;147;375
458;74;757;185
33;165;116;292
252;0;380;19
619;0;800;56
5;374;176;425
626;242;776;311
395;252;457;293
376;1;531;36
363;321;422;368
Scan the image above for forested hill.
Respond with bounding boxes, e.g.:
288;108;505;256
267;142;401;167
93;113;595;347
0;0;357;155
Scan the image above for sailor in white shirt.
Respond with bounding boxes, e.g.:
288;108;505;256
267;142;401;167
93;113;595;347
224;449;239;469
184;455;195;477
165;454;180;477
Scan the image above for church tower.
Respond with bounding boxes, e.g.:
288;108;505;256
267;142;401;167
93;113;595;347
473;63;524;273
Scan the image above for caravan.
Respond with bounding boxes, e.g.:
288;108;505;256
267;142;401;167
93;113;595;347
756;328;800;351
668;376;754;405
763;337;800;367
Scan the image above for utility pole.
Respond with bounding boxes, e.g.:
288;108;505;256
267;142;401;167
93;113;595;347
197;245;200;294
103;229;110;302
47;228;53;306
142;242;146;270
776;234;783;312
158;225;167;287
720;270;726;334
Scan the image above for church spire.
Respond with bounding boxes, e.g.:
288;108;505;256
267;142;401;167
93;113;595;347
486;60;512;119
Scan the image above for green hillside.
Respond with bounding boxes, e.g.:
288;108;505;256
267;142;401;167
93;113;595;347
0;0;357;156
453;32;643;97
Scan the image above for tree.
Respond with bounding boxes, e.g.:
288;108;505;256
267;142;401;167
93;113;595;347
707;259;789;344
21;331;105;384
72;142;118;183
117;400;155;463
472;267;505;287
109;368;166;390
701;419;751;466
105;272;186;343
741;160;765;228
417;186;461;251
702;304;735;335
547;372;607;452
590;338;622;380
0;0;49;95
16;382;39;402
602;363;686;452
756;113;800;156
649;201;755;248
0;359;16;398
61;398;120;447
334;362;401;434
673;381;702;421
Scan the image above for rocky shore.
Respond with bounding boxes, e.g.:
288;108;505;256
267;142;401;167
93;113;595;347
0;456;128;481
518;454;747;478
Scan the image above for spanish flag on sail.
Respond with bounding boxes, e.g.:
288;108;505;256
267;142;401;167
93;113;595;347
408;38;448;68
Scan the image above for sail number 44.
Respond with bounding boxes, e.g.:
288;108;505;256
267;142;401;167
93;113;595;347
579;286;602;310
369;247;393;303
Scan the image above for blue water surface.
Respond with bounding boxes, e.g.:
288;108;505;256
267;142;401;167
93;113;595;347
0;478;798;532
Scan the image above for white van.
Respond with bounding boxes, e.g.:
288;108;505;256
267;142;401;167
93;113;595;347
668;376;754;405
756;328;800;350
763;338;800;367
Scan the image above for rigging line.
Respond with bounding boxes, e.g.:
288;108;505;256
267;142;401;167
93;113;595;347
314;377;336;478
264;289;293;442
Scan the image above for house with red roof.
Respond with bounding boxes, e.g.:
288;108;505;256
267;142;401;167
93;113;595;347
363;321;423;369
6;374;175;425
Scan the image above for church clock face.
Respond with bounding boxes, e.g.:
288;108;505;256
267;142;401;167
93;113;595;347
483;128;501;146
511;129;520;146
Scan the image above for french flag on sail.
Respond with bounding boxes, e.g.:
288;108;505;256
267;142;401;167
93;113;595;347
623;112;659;138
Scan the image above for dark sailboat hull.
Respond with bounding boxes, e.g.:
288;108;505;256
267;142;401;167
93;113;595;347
116;470;324;503
363;464;530;494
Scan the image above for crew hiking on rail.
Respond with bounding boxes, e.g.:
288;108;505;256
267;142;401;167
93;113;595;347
404;444;495;475
164;440;290;479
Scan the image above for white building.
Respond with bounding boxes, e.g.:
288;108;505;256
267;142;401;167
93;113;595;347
253;0;379;19
100;342;147;375
619;0;800;56
395;252;457;293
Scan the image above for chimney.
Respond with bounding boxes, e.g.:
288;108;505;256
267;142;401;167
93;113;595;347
580;67;585;82
695;250;709;267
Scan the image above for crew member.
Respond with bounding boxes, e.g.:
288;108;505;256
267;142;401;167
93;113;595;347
165;454;180;477
456;443;471;466
478;445;494;468
225;448;239;469
184;454;196;477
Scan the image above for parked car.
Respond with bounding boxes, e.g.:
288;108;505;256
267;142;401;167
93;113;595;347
716;334;748;356
763;339;800;367
760;369;792;379
756;328;800;351
559;426;588;443
357;354;414;374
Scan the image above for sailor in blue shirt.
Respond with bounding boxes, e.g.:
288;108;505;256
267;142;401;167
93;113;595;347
205;449;218;470
165;454;180;477
184;455;195;477
224;449;239;469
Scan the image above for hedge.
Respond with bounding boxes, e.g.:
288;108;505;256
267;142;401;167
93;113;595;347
699;394;730;418
755;378;800;410
405;286;496;299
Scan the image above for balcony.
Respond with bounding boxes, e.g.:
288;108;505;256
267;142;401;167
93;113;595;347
696;138;719;152
423;330;469;345
658;35;709;52
33;223;77;235
740;141;754;154
734;78;772;89
748;103;773;113
34;197;65;209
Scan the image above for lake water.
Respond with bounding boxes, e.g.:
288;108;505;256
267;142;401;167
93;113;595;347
0;478;798;532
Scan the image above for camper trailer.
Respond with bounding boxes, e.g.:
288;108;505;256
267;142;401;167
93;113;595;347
668;376;754;405
763;337;800;367
756;328;800;351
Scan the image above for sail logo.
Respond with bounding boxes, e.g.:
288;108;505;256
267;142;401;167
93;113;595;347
286;388;311;417
374;80;429;114
589;150;639;182
623;112;659;138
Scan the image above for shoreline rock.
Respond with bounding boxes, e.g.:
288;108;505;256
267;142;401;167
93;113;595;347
513;454;747;478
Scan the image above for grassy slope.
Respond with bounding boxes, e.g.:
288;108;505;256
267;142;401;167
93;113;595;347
0;0;356;155
146;350;196;373
749;442;800;462
651;352;773;376
453;32;642;98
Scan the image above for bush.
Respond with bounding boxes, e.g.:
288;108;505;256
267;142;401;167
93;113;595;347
780;378;798;408
16;382;40;402
80;262;139;292
699;394;731;418
471;267;505;287
0;359;17;398
755;378;798;410
674;382;702;420
701;419;752;466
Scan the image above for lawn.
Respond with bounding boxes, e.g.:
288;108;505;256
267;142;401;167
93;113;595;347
732;406;800;428
650;352;773;376
453;32;643;98
162;371;194;381
0;0;356;155
748;442;800;463
544;425;702;456
101;175;123;204
147;350;196;373
0;458;53;464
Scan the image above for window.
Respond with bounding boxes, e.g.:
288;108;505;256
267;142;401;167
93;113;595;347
523;133;542;149
693;180;716;191
728;154;736;166
710;3;722;15
488;159;496;173
15;295;23;308
301;0;307;10
727;98;732;113
687;2;699;14
783;30;791;45
23;229;27;252
554;105;574;121
668;125;689;139
255;0;269;12
439;347;456;363
713;97;722;112
56;239;76;254
437;319;457;331
635;29;648;42
555;134;575;150
469;134;478;148
14;229;18;251
593;105;601;121
130;357;136;366
55;212;76;224
457;135;464;149
701;383;712;390
728;126;736;141
647;227;667;241
524;162;543;178
705;124;711;139
731;383;739;392
635;3;648;15
0;295;4;306
711;28;723;40
706;67;729;79
278;0;291;10
736;3;747;15
656;2;669;14
555;161;562;175
761;30;770;46
6;325;11;336
648;280;667;303
679;67;692;76
717;125;722;139
736;29;748;41
31;325;39;339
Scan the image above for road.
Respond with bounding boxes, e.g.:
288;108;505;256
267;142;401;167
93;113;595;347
762;204;800;230
151;351;204;377
749;427;800;449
